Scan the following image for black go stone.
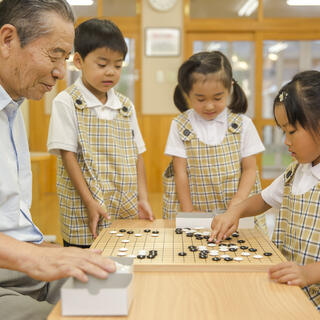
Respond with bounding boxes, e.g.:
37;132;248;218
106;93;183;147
137;255;146;259
195;236;203;240
127;230;134;234
119;229;126;232
229;247;237;252
203;235;210;240
200;250;209;254
264;252;273;256
147;254;156;259
149;250;158;255
189;247;198;252
207;240;215;244
240;246;248;250
237;239;246;243
225;237;232;241
218;243;226;246
178;252;187;256
199;254;208;259
249;248;257;252
186;233;194;237
227;243;236;247
175;229;183;234
224;257;233;261
232;232;239;237
152;230;159;234
144;229;151;233
212;257;221;261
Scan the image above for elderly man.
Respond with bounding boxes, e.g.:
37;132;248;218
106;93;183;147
0;0;115;318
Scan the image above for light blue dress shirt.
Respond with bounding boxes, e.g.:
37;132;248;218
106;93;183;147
0;85;43;243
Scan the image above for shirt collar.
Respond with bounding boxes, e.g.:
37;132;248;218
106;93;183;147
190;108;227;124
310;162;320;180
0;85;24;112
75;77;122;110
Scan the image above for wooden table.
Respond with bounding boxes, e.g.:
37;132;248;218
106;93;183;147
48;220;320;320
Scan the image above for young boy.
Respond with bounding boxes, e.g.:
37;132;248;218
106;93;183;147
47;19;153;248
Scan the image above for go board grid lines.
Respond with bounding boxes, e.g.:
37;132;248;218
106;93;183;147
92;226;287;272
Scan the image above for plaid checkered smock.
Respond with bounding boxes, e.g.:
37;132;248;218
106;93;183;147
163;110;266;233
56;85;138;245
273;162;320;310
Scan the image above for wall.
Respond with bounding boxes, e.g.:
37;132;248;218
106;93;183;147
141;0;183;114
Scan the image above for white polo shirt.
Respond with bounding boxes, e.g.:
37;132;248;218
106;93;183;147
165;108;265;158
47;77;146;156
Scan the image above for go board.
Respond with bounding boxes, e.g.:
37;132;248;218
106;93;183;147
92;224;287;272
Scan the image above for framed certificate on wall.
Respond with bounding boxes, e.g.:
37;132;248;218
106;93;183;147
145;28;180;57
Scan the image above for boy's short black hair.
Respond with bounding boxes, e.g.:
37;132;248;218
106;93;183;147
74;18;127;60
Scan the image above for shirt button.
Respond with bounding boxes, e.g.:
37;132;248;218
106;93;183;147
122;106;128;112
75;99;82;105
286;170;292;178
231;123;238;129
183;129;190;136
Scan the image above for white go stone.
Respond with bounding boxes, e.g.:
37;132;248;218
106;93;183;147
198;246;207;251
220;254;230;259
202;231;210;236
208;243;216;247
151;233;159;237
241;252;250;256
127;254;136;258
116;233;124;237
121;239;130;243
134;233;142;237
117;252;127;256
219;246;228;252
209;251;219;256
234;257;243;261
118;248;128;252
109;230;117;234
253;255;263;259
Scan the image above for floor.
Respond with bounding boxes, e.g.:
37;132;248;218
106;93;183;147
30;192;164;245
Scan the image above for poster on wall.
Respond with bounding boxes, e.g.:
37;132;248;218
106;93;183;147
145;28;180;57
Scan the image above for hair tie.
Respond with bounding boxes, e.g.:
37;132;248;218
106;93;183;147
279;91;288;102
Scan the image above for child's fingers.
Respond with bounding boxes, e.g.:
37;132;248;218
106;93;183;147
89;220;98;239
287;279;302;287
274;273;297;285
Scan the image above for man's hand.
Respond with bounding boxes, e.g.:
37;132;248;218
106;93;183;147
23;246;115;283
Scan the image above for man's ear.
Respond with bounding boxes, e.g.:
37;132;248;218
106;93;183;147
73;52;83;70
0;24;19;58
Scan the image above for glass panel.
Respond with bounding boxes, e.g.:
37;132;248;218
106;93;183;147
264;0;320;18
70;0;98;18
66;37;136;103
102;0;136;17
262;125;292;179
190;0;258;19
193;40;256;117
263;40;320;119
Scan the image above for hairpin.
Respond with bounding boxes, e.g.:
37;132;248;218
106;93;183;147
279;91;288;102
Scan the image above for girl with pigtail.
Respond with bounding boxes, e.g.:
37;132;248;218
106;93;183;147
163;51;267;233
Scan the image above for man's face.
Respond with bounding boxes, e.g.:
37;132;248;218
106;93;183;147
1;13;74;100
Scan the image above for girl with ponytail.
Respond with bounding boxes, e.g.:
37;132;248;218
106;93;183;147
163;51;267;234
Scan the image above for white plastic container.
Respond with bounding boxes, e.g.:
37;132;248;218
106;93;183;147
61;257;134;316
